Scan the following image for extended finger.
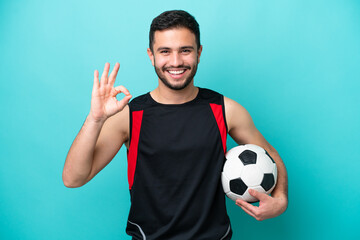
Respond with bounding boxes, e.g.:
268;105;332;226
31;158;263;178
236;199;258;216
108;62;120;86
93;70;100;91
238;204;257;219
100;62;110;85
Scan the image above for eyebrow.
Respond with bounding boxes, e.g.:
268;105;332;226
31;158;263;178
156;46;195;52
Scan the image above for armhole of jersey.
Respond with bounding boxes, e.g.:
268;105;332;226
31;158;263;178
128;104;133;144
221;95;229;134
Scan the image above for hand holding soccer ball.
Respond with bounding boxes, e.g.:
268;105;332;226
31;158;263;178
221;144;277;203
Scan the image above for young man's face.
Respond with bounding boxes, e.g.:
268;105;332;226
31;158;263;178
147;27;202;90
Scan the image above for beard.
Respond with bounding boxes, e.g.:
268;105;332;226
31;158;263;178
154;60;199;91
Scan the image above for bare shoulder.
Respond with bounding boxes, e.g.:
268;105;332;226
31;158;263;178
224;96;273;149
224;96;253;133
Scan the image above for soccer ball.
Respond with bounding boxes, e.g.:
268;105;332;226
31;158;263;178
221;144;277;203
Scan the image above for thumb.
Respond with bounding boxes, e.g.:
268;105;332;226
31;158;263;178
115;94;132;111
249;189;269;201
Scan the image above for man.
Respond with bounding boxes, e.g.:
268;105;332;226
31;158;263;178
63;10;288;240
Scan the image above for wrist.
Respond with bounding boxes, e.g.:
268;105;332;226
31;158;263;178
86;113;107;125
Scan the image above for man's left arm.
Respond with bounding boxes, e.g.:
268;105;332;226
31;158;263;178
224;96;288;221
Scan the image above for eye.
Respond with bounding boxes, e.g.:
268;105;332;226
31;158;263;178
160;50;169;54
182;49;191;53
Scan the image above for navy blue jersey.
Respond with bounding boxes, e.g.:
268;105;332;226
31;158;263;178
126;88;232;240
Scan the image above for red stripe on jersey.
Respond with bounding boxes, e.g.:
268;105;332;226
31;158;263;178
210;103;227;154
127;110;144;189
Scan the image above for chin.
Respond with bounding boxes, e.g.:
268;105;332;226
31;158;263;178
160;77;193;91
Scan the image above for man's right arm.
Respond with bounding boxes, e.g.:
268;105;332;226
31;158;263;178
62;107;129;188
62;62;132;188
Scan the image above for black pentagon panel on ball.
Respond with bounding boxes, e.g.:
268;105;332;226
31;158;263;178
265;150;275;163
261;173;275;191
230;178;248;195
239;150;257;165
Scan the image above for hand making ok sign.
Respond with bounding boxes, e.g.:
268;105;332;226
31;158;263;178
89;62;132;123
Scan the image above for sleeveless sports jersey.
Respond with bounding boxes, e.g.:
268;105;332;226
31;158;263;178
126;88;232;240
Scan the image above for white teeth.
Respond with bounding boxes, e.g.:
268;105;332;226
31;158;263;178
168;70;185;75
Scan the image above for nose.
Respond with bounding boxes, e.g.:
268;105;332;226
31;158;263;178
169;52;184;67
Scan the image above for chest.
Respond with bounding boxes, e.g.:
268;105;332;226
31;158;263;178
138;105;220;155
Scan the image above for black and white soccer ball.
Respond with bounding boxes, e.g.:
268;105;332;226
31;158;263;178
221;144;277;203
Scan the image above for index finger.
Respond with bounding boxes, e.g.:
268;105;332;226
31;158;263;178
113;85;131;96
93;70;100;90
236;199;258;216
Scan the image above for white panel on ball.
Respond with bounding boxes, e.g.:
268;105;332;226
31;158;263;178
226;192;241;202
240;165;263;187
226;145;246;157
244;144;265;153
256;154;275;174
221;172;231;194
223;157;244;180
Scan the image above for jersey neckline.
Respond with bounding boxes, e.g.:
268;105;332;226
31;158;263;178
147;87;201;107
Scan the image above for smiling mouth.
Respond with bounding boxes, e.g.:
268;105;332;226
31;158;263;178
166;69;188;79
167;69;186;75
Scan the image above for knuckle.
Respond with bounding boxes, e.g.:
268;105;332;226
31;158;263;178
254;212;264;221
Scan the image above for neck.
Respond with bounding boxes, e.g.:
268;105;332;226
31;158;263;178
151;81;199;104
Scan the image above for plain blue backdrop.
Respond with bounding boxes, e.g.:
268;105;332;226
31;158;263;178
1;0;359;239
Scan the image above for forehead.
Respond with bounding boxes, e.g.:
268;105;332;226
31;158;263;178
153;27;197;49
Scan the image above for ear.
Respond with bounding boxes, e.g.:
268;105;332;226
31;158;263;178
197;45;203;63
147;48;155;66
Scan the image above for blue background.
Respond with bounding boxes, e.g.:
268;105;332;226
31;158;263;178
1;0;359;239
